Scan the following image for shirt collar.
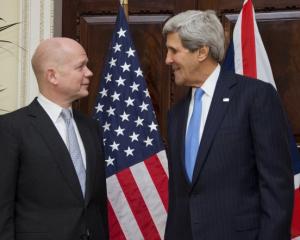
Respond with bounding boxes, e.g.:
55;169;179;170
37;94;73;123
192;64;221;97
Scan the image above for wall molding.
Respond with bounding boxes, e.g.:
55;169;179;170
18;0;55;107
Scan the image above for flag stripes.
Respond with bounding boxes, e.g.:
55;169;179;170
157;150;169;177
131;159;167;239
241;0;257;77
117;167;160;239
107;151;168;239
144;154;169;210
107;175;143;239
233;0;276;88
293;173;300;239
107;202;126;240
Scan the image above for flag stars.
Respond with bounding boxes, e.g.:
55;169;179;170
134;68;143;77
148;121;158;132
139;101;149;112
99;88;108;98
105;156;115;166
109;57;117;68
129;132;139;142
121;62;131;72
113;43;122;53
144;89;150;98
110;141;120;152
144;137;153;147
111;91;121;102
116;76;126;86
117;27;126;38
120;111;130;122
130;82;140;92
95;103;104;113
124;146;134;157
114;126;125;136
102;122;111;132
134;117;144;127
106;107;116;116
95;14;165;173
126;47;135;57
105;73;112;83
125;97;135;107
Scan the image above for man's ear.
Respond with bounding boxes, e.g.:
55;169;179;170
46;69;58;85
197;46;209;62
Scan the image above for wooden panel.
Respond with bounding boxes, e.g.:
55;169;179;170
62;0;79;39
63;0;300;148
175;0;197;12
223;10;300;146
78;0;175;13
80;14;171;141
198;0;300;12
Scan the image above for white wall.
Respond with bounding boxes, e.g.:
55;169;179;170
0;0;62;114
0;0;20;114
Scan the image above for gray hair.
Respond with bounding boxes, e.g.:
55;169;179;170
162;10;225;62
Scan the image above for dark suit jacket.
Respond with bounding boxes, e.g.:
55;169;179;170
0;99;108;240
165;70;294;240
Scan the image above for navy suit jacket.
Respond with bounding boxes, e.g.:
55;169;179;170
0;99;108;240
165;70;294;240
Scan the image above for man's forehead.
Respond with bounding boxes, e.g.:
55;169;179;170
166;32;183;47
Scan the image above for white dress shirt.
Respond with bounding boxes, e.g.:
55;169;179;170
186;64;221;144
37;94;87;169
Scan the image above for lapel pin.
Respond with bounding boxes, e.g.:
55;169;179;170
223;98;230;102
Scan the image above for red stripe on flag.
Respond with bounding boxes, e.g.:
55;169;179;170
291;188;300;238
241;0;257;78
144;154;169;211
107;201;126;240
117;168;161;239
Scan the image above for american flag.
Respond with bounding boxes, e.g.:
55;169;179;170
223;0;300;239
93;6;168;239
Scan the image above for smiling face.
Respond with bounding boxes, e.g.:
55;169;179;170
165;32;201;87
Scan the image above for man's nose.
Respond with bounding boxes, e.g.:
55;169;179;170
85;66;93;77
165;52;173;65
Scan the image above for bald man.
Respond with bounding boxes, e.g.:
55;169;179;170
0;38;108;240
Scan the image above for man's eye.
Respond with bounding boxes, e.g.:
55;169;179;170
170;48;177;54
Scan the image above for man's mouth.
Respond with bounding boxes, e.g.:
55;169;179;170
172;66;180;72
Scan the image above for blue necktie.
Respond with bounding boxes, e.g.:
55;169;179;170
61;109;86;196
185;88;204;182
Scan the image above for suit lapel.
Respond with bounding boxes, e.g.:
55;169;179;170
27;99;84;202
191;71;237;188
74;112;96;206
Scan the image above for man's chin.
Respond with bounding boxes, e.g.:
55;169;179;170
174;77;185;86
77;90;89;99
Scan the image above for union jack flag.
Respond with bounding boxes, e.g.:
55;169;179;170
93;6;168;239
223;0;300;239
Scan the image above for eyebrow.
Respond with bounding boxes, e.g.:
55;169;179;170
166;46;177;52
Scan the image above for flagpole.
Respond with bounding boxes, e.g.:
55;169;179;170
120;0;129;19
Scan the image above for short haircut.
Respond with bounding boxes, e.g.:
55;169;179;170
163;10;225;62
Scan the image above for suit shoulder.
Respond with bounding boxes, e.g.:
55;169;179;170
73;110;101;133
0;106;31;139
234;73;275;90
0;105;30;124
73;110;97;125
